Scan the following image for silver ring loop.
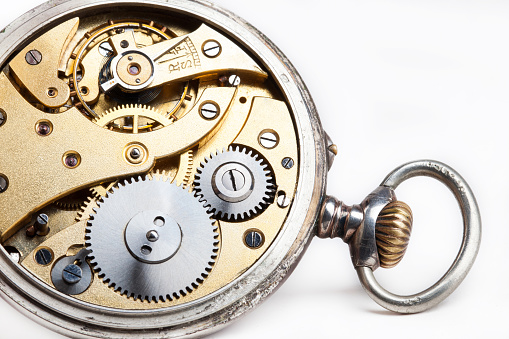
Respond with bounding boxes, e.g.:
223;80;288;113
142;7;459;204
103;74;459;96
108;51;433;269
356;160;481;313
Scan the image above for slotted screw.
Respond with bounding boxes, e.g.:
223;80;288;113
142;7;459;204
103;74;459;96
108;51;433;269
228;75;241;87
245;230;264;249
259;131;279;149
200;102;220;120
26;50;42;65
62;264;82;284
203;40;221;58
35;248;53;266
222;169;246;191
282;157;294;169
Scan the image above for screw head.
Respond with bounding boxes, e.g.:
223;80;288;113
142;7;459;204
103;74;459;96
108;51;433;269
228;75;241;87
120;40;129;48
244;230;264;249
200;102;220;120
259;130;279;149
277;191;291;208
0;175;8;193
35;248;53;266
62;264;83;284
25;50;42;65
282;157;294;169
203;40;221;58
36;213;49;226
222;169;246;192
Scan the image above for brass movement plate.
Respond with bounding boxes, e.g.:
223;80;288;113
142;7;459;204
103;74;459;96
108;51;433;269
0;8;300;309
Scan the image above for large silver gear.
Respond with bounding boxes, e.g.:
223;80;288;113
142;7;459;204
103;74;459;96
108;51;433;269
85;175;218;302
194;146;276;221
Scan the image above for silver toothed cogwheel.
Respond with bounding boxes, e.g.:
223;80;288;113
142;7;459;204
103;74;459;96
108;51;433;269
194;146;276;221
85;175;218;302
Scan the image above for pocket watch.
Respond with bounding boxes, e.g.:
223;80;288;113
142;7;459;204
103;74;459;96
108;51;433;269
0;0;481;338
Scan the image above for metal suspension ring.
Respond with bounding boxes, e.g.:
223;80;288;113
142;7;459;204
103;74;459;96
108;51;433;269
356;160;482;313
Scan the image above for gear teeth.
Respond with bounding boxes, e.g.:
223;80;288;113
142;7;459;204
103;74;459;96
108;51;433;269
93;104;173;131
86;175;217;302
182;150;194;187
194;145;276;222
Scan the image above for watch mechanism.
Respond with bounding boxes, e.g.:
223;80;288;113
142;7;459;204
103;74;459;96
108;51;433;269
0;7;299;310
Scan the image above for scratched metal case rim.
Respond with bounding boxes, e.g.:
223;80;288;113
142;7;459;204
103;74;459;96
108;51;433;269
0;0;327;338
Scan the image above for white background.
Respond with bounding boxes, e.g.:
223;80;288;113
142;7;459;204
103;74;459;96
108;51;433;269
0;0;508;338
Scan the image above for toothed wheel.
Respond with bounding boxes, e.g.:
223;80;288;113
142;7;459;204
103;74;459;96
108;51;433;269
54;188;91;211
85;175;218;302
93;104;173;133
194;146;276;221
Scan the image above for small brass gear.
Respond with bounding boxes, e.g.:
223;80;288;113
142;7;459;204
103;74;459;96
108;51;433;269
93;104;173;133
54;189;92;211
77;182;117;222
76;197;99;223
89;182;118;200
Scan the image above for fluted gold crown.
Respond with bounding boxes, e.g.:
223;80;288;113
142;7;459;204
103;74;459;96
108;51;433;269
375;201;413;269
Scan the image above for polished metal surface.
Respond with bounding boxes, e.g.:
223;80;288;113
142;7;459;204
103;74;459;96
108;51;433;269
350;186;397;270
86;176;218;301
124;210;182;264
51;249;92;295
195;146;275;221
356;160;482;313
317;195;364;243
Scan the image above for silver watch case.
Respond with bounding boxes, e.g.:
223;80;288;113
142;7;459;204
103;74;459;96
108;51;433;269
0;0;327;337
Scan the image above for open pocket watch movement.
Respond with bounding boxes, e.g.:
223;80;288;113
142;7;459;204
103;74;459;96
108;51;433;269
0;0;481;338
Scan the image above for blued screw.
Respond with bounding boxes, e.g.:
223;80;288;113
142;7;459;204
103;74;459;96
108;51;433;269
35;213;50;236
282;157;294;169
245;230;264;249
25;50;42;65
35;248;53;266
62;264;82;284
